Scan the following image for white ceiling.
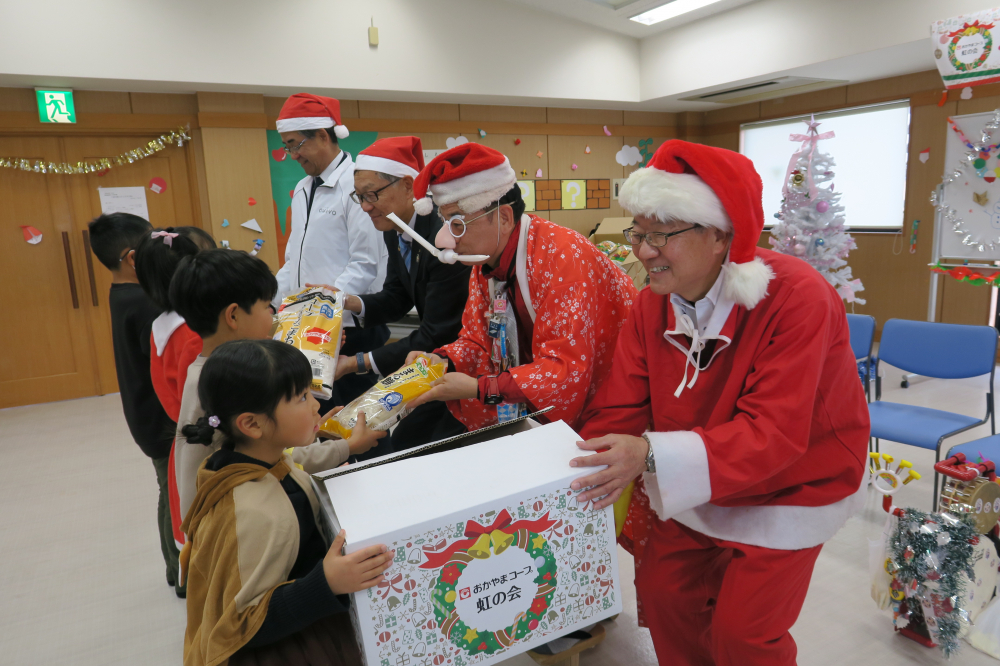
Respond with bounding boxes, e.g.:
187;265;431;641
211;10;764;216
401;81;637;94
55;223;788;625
503;0;762;38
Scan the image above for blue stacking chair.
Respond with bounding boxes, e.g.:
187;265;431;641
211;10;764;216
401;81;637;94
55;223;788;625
869;319;998;509
846;314;875;402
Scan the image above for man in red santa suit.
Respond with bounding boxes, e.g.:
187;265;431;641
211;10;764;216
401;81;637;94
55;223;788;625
570;140;869;666
405;143;637;434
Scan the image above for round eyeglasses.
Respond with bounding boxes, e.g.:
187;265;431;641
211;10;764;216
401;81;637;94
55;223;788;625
623;225;698;248
442;205;500;238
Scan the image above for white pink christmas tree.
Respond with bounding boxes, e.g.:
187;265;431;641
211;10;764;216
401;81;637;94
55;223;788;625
770;116;865;303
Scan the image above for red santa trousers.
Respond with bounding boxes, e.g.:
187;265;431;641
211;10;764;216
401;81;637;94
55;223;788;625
637;519;821;666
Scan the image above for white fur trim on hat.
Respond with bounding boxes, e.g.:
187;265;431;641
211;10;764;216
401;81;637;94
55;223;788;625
276;117;334;133
414;197;434;215
429;158;517;211
721;256;773;310
334;125;349;140
619;167;731;231
355;154;419;179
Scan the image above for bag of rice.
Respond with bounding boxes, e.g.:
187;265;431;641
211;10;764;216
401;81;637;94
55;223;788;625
273;287;344;399
321;354;447;439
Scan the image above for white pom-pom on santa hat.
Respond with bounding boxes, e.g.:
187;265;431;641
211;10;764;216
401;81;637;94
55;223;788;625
276;93;349;139
618;140;772;309
414;196;434;216
411;143;516;223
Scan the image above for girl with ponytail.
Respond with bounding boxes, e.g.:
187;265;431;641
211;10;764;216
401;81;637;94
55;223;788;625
179;339;390;666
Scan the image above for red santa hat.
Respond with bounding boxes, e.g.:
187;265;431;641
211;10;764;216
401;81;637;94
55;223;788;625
619;140;773;309
412;143;516;216
275;93;349;139
355;136;424;179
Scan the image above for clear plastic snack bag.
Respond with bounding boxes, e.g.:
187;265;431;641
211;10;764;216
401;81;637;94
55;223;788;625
321;354;447;439
274;287;344;399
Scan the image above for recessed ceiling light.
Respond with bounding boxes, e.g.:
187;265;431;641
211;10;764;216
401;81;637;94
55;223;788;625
629;0;725;25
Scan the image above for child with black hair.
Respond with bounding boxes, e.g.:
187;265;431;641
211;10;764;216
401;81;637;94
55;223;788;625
135;226;217;578
87;213;182;594
180;339;390;666
170;249;369;528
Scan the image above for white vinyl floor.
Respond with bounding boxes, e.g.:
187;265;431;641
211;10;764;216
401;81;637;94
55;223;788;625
2;363;1000;665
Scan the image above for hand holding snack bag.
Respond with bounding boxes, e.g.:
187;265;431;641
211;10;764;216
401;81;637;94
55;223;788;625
320;355;447;439
273;287;344;399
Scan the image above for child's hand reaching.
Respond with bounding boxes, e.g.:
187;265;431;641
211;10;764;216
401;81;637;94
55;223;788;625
318;408;385;454
323;530;394;595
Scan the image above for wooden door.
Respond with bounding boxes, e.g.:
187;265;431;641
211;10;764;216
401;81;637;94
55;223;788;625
0;137;101;407
63;135;198;395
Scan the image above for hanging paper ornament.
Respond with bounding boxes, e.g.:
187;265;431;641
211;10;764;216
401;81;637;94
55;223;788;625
250;238;265;256
603;126;612;136
221;219;230;227
585;146;591;154
221;240;230;248
478;129;486;138
19;225;43;244
962;87;974;100
514;138;521;145
248;197;257;206
535;168;543;178
919;148;930;163
974;158;987;170
536;151;543;158
148;177;167;194
571;163;578;170
242;218;263;233
973;191;989;207
816;201;830;213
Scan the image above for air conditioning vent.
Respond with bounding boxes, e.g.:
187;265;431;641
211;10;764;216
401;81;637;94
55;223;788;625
679;77;848;105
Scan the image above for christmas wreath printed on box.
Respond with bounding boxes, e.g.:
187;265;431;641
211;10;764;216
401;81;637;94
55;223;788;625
358;486;621;666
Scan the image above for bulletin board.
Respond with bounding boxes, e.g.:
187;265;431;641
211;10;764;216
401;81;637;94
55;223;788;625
937;110;1000;261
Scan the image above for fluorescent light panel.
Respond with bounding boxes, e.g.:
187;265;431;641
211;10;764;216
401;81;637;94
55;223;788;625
630;0;725;25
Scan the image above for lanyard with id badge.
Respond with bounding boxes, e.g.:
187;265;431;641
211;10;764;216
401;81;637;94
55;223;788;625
487;278;529;423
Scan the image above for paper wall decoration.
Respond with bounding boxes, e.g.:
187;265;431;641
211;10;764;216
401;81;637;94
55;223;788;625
19;225;42;244
919;148;930;163
221;219;229;227
603;126;612;136
248;197;257;206
561;180;586;209
446;136;469;149
932;9;1000;89
241;219;263;233
148;177;167;194
516;181;536;212
615;145;643;166
98;186;149;219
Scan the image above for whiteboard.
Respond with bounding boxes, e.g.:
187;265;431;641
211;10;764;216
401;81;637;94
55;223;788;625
938;111;1000;261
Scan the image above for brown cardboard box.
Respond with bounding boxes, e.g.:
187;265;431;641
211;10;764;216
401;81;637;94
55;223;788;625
589;217;633;244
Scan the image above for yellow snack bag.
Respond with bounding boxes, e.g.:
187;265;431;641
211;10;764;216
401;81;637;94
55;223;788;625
321;355;447;439
273;287;343;399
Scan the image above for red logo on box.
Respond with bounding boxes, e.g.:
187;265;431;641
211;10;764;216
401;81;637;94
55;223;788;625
304;327;331;345
459;587;471;600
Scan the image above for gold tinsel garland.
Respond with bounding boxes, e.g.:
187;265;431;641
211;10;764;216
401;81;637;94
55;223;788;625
0;126;191;176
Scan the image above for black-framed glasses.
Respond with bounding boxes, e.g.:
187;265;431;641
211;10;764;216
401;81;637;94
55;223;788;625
350;179;399;204
441;205;501;238
623;225;699;248
283;137;309;155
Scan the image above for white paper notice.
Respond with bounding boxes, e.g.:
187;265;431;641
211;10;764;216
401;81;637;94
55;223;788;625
98;187;150;220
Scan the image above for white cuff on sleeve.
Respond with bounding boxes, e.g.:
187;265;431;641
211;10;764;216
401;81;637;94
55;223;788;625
643;430;712;522
355;296;366;319
367;353;381;376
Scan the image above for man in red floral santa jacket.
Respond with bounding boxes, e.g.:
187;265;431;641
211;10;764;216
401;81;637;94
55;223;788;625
405;142;637;435
570;140;869;666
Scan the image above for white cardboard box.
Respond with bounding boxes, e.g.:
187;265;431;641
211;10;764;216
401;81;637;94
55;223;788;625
320;420;623;666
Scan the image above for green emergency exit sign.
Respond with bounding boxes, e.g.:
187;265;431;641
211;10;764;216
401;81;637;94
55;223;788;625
35;89;76;123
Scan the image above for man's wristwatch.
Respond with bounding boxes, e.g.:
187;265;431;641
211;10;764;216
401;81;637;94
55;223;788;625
641;433;656;474
355;352;369;375
483;374;503;405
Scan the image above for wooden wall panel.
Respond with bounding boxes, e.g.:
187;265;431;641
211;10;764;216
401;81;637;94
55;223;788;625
73;91;132;114
624;111;675;127
197;92;265;114
359;101;460;121
547;135;622;181
199;127;278;269
130;92;198;115
476;134;548;180
0;87;36;113
547;108;623;125
846;71;943;106
460;105;547;123
760;86;848;121
546;209;611;237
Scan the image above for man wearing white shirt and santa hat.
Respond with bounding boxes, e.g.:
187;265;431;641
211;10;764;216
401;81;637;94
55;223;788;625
275;93;389;407
571;140;869;666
